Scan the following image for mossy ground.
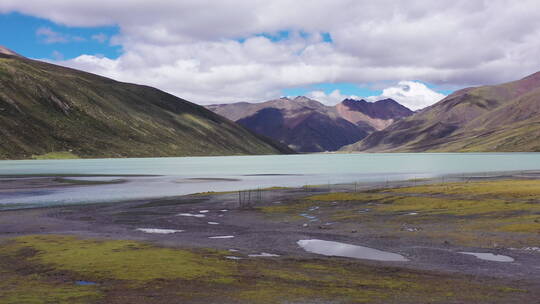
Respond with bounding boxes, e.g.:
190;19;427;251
31;151;80;160
0;235;526;304
260;179;540;247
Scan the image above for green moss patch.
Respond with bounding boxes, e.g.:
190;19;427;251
0;274;101;304
31;151;80;160
6;235;235;283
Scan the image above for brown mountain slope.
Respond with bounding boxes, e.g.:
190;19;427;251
209;97;369;152
207;97;412;152
0;47;293;159
343;71;540;152
336;98;413;130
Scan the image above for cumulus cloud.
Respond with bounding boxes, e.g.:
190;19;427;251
3;1;540;104
307;81;446;109
367;81;446;110
36;26;85;44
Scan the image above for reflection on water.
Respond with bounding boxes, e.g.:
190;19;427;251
458;252;514;262
297;239;408;262
75;281;97;286
248;252;280;257
176;213;206;218
135;228;184;234
2;153;540;209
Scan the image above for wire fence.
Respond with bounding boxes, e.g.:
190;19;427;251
233;170;539;209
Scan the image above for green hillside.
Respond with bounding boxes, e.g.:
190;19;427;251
0;51;292;159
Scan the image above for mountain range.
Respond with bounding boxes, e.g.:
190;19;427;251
343;71;540;152
4;43;539;158
207;97;413;152
0;46;292;159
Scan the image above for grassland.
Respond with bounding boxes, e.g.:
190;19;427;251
0;235;527;304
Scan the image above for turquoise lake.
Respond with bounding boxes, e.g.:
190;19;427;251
1;153;540;209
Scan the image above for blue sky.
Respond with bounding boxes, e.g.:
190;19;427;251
0;12;121;60
237;30;332;43
283;82;453;99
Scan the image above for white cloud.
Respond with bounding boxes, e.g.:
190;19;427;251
36;27;68;43
307;90;359;106
306;81;446;109
51;50;64;60
36;26;86;44
366;81;446;111
3;1;540;104
91;33;108;43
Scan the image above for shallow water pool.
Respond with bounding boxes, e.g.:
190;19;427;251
297;239;408;262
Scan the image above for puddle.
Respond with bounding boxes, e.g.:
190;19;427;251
297;239;408;262
220;209;229;212
401;225;421;232
459;252;514;262
229;249;239;252
209;235;235;239
407;212;418;215
358;208;371;213
199;210;209;213
208;222;219;225
225;256;243;260
75;280;97;286
248;252;280;257
299;213;318;222
309;206;319;211
177;213;206;218
509;247;540;252
402;227;421;232
136;228;184;234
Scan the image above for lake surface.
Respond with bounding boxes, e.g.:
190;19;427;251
1;153;540;209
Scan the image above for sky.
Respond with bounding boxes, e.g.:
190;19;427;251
1;1;540;110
